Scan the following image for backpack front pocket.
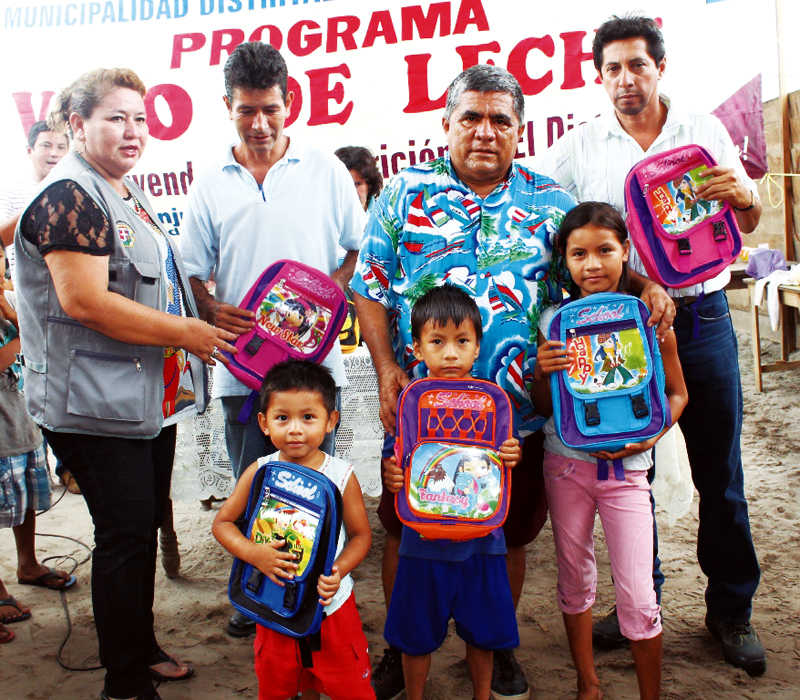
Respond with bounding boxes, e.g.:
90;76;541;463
405;442;504;522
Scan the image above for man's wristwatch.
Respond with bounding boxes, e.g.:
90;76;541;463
733;189;755;212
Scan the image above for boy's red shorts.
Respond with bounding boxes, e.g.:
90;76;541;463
254;593;374;700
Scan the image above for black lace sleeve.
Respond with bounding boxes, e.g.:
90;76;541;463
21;180;113;256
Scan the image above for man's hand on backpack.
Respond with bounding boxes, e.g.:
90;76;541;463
382;456;404;493
318;566;342;605
212;301;256;335
499;438;521;469
694;165;751;208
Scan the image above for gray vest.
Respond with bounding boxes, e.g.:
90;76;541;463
14;151;208;438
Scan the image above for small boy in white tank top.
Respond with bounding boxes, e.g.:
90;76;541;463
213;360;374;700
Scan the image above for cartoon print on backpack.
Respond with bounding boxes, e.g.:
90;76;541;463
649;166;721;236
256;278;331;355
565;325;648;395
409;445;502;519
250;497;317;577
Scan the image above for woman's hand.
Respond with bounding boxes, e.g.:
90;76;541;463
180;317;238;365
318;565;342;605
535;340;571;378
499;437;521;469
251;538;299;587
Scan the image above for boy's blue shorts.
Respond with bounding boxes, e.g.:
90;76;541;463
384;553;519;655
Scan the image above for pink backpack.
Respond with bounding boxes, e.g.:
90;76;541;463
222;260;348;392
625;144;742;288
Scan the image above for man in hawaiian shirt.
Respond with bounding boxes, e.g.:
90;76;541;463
353;62;674;700
358;62;581;699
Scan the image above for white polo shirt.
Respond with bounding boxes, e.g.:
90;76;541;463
181;139;366;397
534;96;757;298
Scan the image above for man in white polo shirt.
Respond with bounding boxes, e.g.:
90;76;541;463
181;42;365;637
536;15;765;677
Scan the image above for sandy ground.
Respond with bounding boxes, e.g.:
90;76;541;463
2;327;799;700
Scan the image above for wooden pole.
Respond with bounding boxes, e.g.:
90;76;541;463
776;0;796;260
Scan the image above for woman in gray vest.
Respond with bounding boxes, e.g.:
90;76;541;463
14;68;237;700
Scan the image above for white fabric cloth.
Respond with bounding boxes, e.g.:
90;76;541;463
538;306;653;471
752;264;800;331
1;171;38;282
171;347;384;502
534;96;758;299
261;450;354;615
180;139;366;397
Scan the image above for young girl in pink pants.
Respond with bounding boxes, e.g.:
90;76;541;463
532;202;688;700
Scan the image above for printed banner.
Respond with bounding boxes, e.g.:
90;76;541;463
0;0;779;239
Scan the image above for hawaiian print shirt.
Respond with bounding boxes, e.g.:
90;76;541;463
350;155;576;434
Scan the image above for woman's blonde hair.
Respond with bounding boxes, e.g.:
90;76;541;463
48;68;146;136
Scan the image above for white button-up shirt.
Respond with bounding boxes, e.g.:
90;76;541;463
181;139;366;397
534;96;756;298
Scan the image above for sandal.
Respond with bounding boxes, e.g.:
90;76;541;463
0;623;14;644
18;567;77;591
149;648;194;682
0;596;32;624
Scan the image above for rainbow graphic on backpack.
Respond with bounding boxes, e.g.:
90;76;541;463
547;293;670;452
394;377;513;540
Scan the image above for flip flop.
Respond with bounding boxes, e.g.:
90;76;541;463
0;624;14;644
18;567;77;591
0;596;31;624
149;648;194;683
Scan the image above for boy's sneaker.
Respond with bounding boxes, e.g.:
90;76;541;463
491;648;530;700
705;615;767;677
592;606;629;650
372;647;405;700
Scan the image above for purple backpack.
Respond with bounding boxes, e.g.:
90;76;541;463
548;293;669;456
222;260;347;392
625;144;742;288
394;378;513;541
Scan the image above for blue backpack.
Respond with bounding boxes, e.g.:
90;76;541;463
547;293;670;459
228;460;342;643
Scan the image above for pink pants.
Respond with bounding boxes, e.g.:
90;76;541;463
543;451;662;641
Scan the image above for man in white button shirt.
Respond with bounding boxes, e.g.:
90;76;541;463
536;15;765;677
181;42;365;638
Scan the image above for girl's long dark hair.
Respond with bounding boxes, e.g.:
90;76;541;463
556;201;630;297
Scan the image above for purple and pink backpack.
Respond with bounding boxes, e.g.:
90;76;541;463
222;260;347;419
394;378;513;541
625;144;742;288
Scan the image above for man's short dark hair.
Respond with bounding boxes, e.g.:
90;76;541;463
444;64;524;124
224;42;288;101
27;120;57;149
592;15;665;71
259;360;336;415
411;284;483;342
